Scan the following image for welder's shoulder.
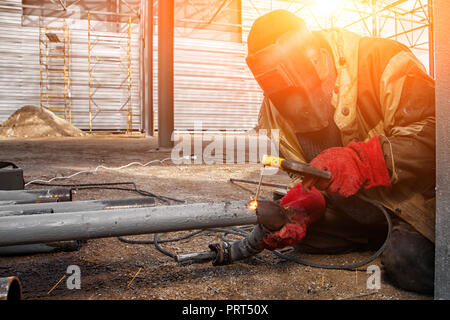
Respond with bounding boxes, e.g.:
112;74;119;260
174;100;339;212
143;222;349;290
358;37;410;72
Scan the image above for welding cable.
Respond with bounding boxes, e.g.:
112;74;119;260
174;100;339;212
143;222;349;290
26;181;186;204
118;230;205;245
126;227;252;258
24;158;172;187
153;233;177;259
271;195;393;271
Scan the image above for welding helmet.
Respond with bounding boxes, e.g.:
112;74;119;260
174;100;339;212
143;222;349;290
246;10;333;133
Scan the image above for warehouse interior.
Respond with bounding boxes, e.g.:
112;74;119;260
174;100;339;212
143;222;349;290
0;0;448;301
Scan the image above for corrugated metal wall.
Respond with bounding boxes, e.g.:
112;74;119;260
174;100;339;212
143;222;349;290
0;0;264;132
157;35;262;131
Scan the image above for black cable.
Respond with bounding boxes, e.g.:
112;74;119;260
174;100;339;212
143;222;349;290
118;230;205;245
271;194;393;271
27;181;186;204
153;233;176;259
123;227;252;258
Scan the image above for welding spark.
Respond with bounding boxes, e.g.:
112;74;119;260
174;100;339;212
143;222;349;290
248;200;258;210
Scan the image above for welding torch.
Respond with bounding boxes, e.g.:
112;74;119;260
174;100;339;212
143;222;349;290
251;155;332;203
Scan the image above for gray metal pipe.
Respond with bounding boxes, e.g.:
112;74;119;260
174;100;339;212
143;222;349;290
0;276;22;300
0;197;155;217
0;188;72;205
0;241;81;257
0;201;258;247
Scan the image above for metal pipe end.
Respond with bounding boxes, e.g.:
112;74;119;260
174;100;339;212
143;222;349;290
0;276;22;300
175;250;216;264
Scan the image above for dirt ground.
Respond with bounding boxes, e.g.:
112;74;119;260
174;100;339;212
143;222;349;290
0;134;431;300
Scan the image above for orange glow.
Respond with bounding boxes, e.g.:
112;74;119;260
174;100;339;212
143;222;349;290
248;200;258;210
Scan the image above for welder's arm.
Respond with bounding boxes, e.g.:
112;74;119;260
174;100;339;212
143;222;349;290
380;122;435;195
304;49;435;198
378;55;436;194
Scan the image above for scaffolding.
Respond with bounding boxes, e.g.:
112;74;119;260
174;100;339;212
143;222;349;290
87;13;135;133
39;17;72;122
239;0;433;75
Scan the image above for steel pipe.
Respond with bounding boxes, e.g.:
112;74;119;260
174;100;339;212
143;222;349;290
0;277;22;300
0;201;258;247
0;188;72;205
0;197;155;217
0;241;81;257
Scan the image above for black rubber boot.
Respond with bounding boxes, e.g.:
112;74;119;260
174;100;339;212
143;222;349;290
381;222;435;295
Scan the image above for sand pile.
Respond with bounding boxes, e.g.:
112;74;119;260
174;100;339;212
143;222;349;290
0;105;85;138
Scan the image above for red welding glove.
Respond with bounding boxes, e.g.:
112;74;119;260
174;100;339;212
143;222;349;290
302;136;391;198
259;184;326;251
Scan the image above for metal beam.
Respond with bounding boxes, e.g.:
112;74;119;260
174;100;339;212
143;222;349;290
158;0;174;148
0;197;155;217
145;0;154;136
428;0;434;78
0;201;257;247
0;188;72;205
434;0;450;300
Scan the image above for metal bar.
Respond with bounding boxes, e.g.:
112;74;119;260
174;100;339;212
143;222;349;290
229;178;288;189
146;0;154;136
207;0;230;24
158;0;174;148
0;201;258;247
428;0;434;78
372;0;378;37
176;250;216;263
127;16;132;133
385;24;428;39
88;12;93;132
434;0;450;300
0;189;72;205
21;4;139;19
0;197;155;217
139;0;145;133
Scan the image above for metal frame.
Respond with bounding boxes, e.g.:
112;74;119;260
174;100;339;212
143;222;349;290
39;16;72;122
87;11;135;133
245;0;434;77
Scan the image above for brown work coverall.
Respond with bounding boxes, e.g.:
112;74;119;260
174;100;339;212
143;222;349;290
257;28;435;250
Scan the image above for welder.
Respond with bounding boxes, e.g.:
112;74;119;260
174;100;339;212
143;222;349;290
245;10;435;294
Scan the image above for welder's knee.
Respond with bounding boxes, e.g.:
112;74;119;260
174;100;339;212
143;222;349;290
381;222;434;295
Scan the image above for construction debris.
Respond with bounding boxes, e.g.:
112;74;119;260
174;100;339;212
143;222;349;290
0;105;84;138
